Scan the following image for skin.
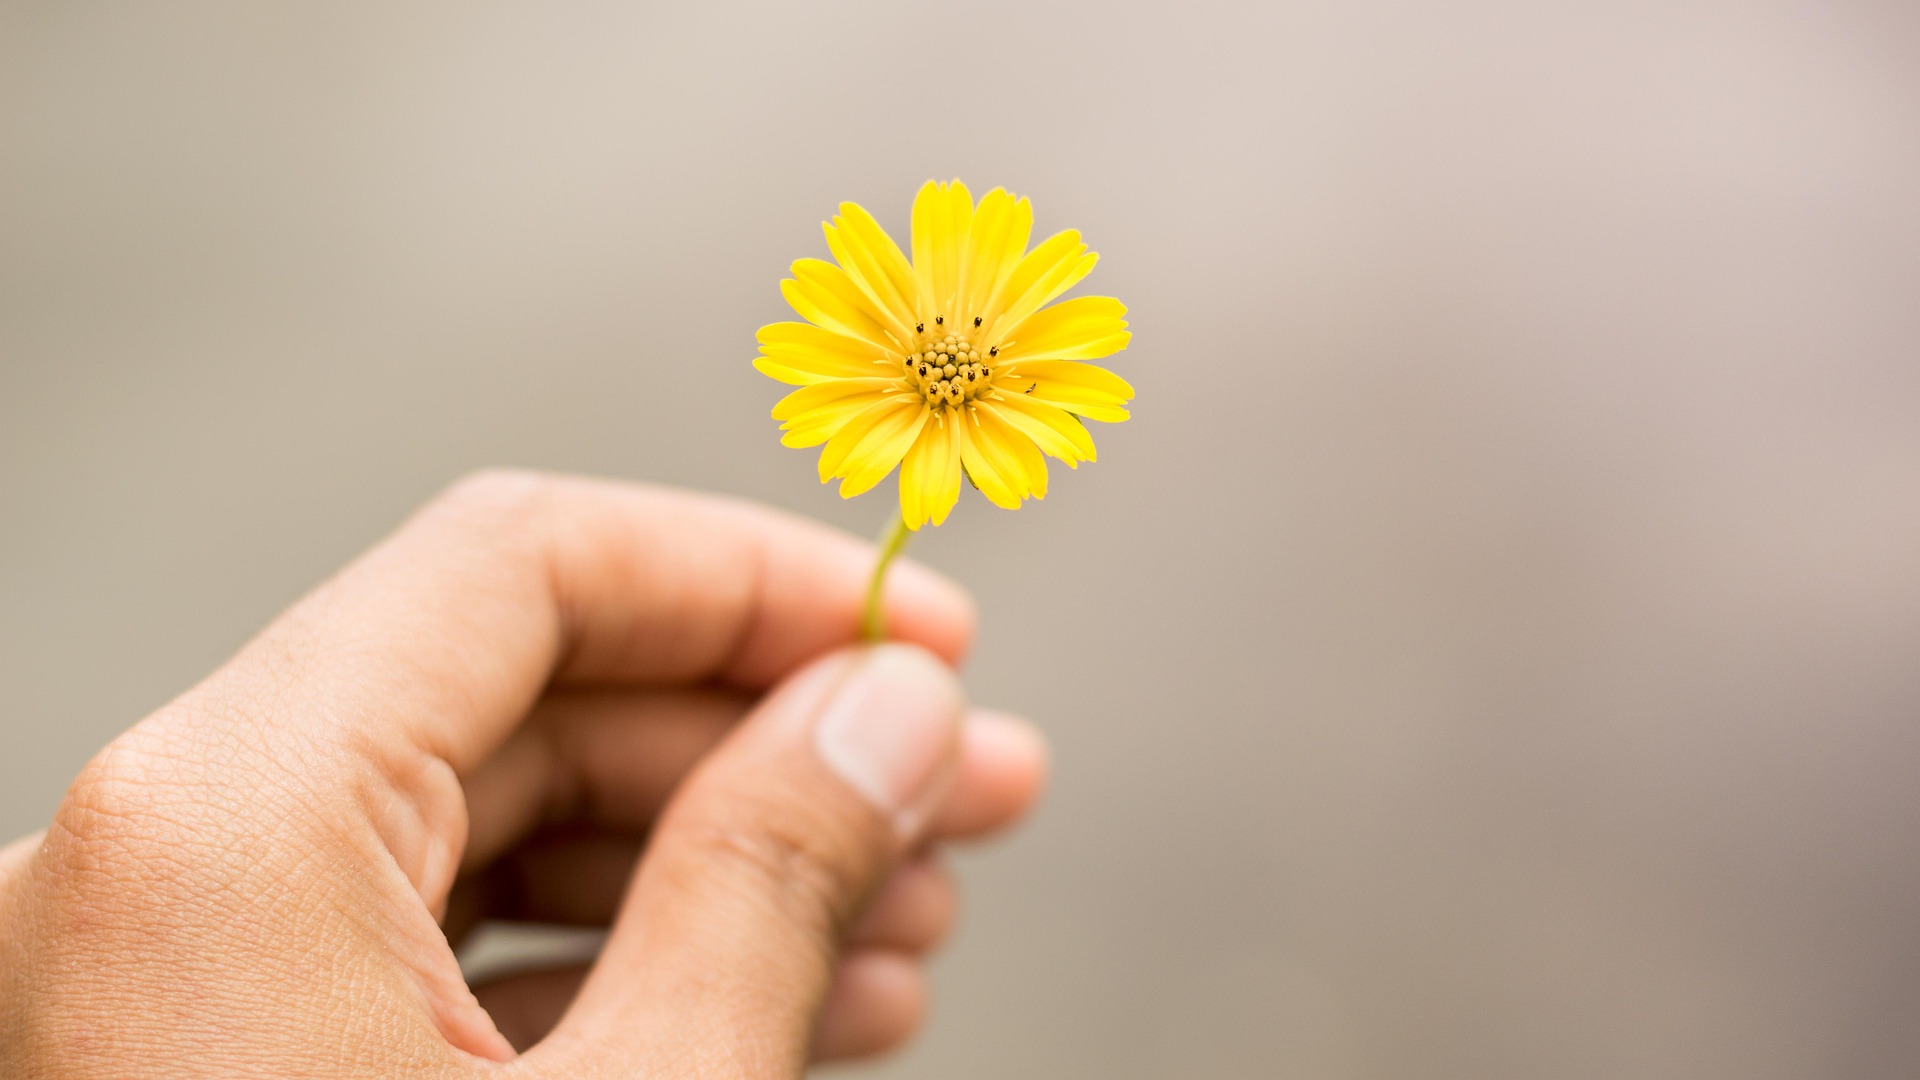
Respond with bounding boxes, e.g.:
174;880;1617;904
0;471;1048;1078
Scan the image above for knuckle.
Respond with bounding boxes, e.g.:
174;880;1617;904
51;721;290;881
45;736;201;896
425;469;564;561
437;468;555;520
62;733;186;841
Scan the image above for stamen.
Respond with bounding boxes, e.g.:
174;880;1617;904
901;316;1002;409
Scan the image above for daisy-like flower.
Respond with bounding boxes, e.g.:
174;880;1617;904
756;180;1133;531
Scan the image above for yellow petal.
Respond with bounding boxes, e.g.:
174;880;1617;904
824;203;920;342
986;394;1098;465
754;321;895;384
839;406;929;498
996;360;1134;422
782;260;898;350
753;358;828;386
771;377;897;422
981;231;1080;323
758;320;892;361
756;347;891;381
955;188;1033;326
777;386;901;448
976;401;1048;500
1001;256;1098;339
780;411;863;448
995;297;1131;362
899;412;962;529
956;406;1027;509
754;352;891;385
911;179;974;320
975;397;1052;499
818;397;917;482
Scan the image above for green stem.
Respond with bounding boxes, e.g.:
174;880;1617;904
860;509;914;642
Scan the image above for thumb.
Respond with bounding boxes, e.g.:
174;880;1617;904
542;644;965;1077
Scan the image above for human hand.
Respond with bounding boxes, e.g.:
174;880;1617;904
0;472;1047;1078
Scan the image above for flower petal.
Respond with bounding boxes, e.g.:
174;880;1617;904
824;203;920;342
996;296;1131;362
781;406;884;448
899;412;963;529
771;377;898;422
754;321;895;385
818;396;918;483
955;408;1024;510
758;320;892;361
776;384;902;448
975;401;1047;500
983;231;1097;342
911;179;974;320
956;188;1033;327
782;259;898;350
839;405;930;499
986;393;1099;465
753;359;827;386
996;360;1134;422
780;406;873;448
753;353;892;386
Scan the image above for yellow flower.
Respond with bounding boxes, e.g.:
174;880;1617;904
757;180;1133;530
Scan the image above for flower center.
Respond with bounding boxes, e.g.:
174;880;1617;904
904;318;997;409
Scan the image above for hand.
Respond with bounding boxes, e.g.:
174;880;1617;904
0;472;1047;1078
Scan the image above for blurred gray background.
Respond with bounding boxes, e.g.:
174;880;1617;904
4;2;1919;1077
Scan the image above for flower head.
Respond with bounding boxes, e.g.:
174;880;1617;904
757;180;1133;529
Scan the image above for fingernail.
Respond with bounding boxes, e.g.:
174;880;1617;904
815;644;964;833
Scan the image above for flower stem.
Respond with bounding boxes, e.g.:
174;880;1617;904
860;509;913;642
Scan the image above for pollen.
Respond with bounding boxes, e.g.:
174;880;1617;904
905;321;995;408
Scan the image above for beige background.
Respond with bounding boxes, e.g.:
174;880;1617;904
4;2;1919;1077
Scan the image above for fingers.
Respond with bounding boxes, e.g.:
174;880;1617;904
460;690;1048;880
931;709;1051;841
182;472;975;779
810;951;927;1062
849;857;957;951
468;820;959;949
467;857;954;1058
472;948;931;1063
461;688;751;870
533;644;964;1077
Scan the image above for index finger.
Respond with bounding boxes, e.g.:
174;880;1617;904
195;471;974;774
